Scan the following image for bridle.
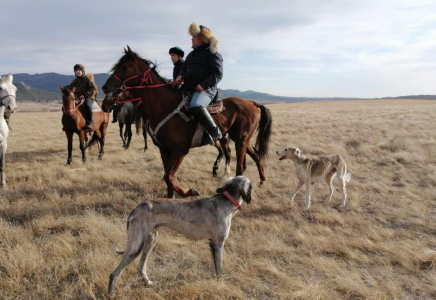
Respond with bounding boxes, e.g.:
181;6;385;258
62;92;84;115
107;64;174;108
0;94;16;106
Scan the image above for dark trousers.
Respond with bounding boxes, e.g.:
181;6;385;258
84;98;94;124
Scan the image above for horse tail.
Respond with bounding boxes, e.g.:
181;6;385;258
254;103;273;161
135;114;142;135
86;132;100;150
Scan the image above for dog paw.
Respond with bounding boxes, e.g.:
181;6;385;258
145;280;155;286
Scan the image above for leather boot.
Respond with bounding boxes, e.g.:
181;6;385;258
189;106;222;143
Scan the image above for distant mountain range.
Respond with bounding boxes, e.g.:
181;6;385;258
5;73;436;102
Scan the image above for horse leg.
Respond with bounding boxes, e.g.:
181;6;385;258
212;144;223;177
79;131;87;163
0;141;7;188
142;122;148;151
125;122;132;150
222;137;231;176
65;130;73;165
234;141;248;176
246;145;266;186
160;149;199;198
98;120;108;160
119;122;126;148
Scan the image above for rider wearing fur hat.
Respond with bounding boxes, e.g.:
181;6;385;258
70;63;97;130
175;22;223;143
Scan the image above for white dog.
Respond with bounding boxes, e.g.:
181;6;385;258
276;147;351;209
108;176;252;297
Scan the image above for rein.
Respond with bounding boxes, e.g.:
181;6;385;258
62;95;84;115
113;69;172;92
0;94;16;106
223;191;242;211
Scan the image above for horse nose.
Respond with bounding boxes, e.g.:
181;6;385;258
102;85;108;94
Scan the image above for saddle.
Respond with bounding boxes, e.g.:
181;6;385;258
183;92;225;115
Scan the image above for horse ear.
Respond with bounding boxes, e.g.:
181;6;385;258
70;87;76;93
7;73;13;83
126;45;133;54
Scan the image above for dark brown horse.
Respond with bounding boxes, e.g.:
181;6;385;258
104;89;229;176
102;47;272;198
61;86;110;164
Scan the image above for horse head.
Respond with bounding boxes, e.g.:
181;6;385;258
0;74;18;113
102;46;156;98
60;86;78;115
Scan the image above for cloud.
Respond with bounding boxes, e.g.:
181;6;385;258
1;0;436;97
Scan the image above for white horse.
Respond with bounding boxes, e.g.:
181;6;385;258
0;74;18;188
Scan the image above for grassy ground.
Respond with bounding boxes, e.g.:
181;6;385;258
1;99;435;299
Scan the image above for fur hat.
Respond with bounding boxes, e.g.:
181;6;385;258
169;46;184;58
188;22;218;54
74;63;85;73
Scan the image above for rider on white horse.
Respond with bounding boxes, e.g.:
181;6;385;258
0;73;18;188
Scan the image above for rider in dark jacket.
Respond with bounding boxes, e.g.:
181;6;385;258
175;22;223;143
169;46;185;81
70;64;97;130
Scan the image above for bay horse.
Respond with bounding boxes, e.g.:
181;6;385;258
104;89;227;174
102;47;272;198
60;86;110;165
0;74;18;188
117;102;148;151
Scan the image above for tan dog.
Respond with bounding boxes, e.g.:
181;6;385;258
276;147;351;209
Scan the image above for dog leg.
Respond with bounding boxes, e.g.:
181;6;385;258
325;172;336;202
109;249;141;297
339;176;347;207
108;227;147;296
209;240;225;278
289;181;304;203
305;182;312;209
137;232;158;286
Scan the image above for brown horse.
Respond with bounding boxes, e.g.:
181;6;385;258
104;89;229;176
61;86;110;164
102;47;272;198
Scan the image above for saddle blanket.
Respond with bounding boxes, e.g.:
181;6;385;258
92;102;102;113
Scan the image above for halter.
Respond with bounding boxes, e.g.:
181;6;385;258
0;94;16;106
62;93;84;115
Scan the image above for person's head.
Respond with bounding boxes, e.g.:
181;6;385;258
74;64;85;77
169;47;184;64
188;22;218;53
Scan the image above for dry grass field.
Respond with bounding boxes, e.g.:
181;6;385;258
1;99;436;299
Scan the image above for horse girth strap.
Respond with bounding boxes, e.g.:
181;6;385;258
147;96;191;146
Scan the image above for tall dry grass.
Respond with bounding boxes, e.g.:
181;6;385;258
1;99;436;299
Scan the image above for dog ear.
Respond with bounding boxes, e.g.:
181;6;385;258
241;180;252;204
295;148;301;157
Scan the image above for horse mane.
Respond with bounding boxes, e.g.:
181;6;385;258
110;51;160;74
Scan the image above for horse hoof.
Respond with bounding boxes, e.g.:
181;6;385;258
190;189;200;196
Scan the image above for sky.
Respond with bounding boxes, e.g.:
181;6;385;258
1;0;436;98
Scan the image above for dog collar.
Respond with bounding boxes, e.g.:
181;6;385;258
223;191;242;211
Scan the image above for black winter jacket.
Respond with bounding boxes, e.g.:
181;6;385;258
178;44;223;92
173;59;185;81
